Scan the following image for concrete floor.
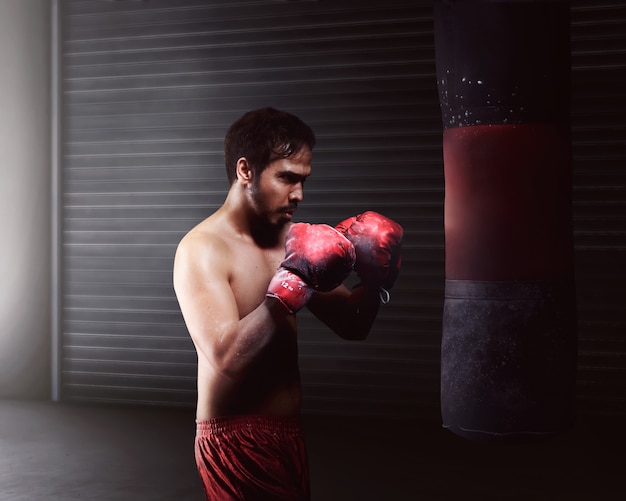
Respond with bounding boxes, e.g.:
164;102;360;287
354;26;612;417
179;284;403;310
0;399;623;500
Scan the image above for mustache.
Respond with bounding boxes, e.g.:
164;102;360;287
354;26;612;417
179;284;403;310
281;204;298;213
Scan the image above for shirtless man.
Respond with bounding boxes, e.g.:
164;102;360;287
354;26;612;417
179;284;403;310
173;107;403;500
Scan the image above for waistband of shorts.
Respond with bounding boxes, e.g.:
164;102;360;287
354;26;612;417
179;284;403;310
196;414;303;436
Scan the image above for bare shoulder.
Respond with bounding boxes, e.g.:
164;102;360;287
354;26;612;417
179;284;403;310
174;218;233;288
177;221;229;260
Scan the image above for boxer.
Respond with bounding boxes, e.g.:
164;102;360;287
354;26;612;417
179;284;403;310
173;107;403;500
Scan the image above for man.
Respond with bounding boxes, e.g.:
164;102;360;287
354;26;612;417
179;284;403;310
173;107;402;500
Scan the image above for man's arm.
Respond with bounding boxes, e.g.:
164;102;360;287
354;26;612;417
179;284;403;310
173;233;289;381
306;285;381;340
173;223;357;378
307;211;404;341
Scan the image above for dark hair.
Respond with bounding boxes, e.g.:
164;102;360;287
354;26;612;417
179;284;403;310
224;107;316;185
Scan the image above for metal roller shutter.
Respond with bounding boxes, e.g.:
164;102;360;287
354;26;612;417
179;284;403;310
57;0;626;419
571;0;626;416
59;0;440;417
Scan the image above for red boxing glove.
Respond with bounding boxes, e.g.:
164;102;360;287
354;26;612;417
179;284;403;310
336;211;403;296
266;268;314;315
267;223;356;313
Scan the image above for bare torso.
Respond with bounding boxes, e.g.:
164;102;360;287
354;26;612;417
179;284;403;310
186;213;301;420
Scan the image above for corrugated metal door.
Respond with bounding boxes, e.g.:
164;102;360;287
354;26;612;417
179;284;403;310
59;0;440;417
58;0;626;418
571;0;626;416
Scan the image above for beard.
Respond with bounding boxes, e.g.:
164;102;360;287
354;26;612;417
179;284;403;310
247;182;296;247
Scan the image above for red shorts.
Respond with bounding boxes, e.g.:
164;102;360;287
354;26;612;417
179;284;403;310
195;415;310;501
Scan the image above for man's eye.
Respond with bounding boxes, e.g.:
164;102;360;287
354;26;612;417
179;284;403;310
282;174;303;184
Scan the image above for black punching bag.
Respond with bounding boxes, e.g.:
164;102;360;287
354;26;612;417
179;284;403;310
435;0;578;442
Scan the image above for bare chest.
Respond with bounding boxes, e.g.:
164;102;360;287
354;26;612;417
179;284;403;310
229;245;284;317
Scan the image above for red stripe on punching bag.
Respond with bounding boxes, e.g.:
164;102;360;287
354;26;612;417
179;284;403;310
444;123;574;281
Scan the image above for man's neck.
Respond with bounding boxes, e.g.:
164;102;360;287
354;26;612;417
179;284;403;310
220;189;285;249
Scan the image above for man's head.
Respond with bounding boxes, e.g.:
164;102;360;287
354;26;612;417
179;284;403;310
224;107;316;186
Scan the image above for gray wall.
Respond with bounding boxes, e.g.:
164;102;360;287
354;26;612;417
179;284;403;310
59;0;433;417
0;0;52;398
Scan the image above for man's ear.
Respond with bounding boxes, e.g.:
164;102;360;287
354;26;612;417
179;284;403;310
236;157;253;185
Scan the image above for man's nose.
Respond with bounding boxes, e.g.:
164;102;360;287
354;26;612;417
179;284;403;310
289;183;304;202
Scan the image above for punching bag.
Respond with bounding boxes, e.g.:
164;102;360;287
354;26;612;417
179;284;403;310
435;0;578;442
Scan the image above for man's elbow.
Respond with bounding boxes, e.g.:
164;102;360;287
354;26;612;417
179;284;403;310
191;331;243;381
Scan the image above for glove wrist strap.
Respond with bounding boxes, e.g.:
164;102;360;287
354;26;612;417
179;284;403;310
266;268;313;314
